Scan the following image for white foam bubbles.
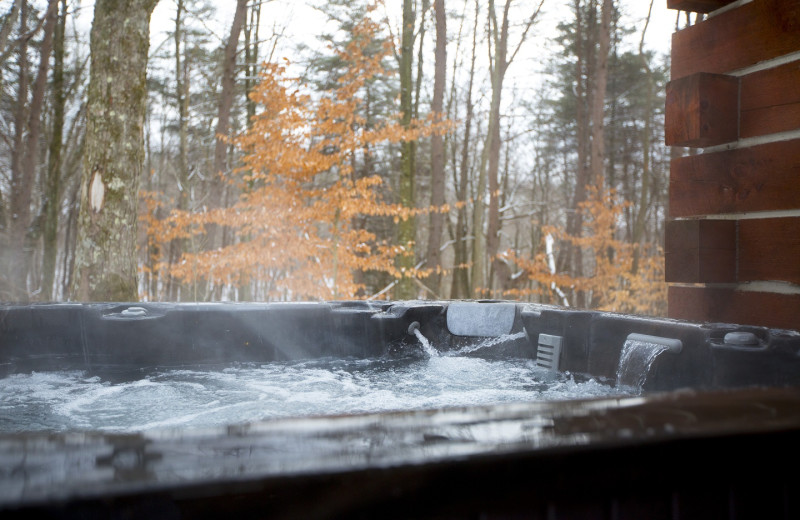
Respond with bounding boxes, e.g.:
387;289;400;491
1;356;634;434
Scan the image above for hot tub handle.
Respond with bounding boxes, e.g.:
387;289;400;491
120;306;148;317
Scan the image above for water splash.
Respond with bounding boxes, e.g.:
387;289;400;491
616;339;669;390
414;328;439;357
446;331;527;356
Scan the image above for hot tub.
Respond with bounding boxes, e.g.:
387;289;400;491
1;300;800;518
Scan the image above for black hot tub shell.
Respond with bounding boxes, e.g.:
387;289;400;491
1;300;800;519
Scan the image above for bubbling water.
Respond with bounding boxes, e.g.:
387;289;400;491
0;353;634;434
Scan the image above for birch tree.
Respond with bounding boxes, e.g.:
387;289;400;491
70;0;159;301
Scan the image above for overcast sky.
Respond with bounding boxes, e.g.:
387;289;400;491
145;0;677;61
62;0;677;112
60;1;676;68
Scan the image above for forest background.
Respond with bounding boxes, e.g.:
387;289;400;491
0;0;698;316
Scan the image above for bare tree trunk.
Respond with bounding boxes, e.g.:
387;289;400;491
561;0;590;307
2;1;29;300
0;0;22;69
589;0;612;188
481;0;543;295
413;0;429;121
58;107;87;298
244;0;261;129
61;178;80;298
70;0;158;301
584;0;611;308
395;0;417;299
42;0;67;300
170;0;191;300
470;133;487;295
174;0;188;214
425;0;447;296
632;0;654;275
210;0;247;250
484;2;508;296
236;0;263;303
451;0;479;300
6;0;57;301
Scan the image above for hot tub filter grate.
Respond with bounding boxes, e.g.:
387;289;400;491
536;334;563;372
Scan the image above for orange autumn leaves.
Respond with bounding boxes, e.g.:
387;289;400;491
505;186;667;316
142;15;449;300
142;12;665;310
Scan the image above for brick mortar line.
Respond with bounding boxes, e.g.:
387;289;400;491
670;281;800;295
729;50;800;77
698;128;800;154
670;210;800;221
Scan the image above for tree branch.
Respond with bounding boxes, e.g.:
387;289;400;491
0;0;22;66
506;0;545;67
0;0;59;67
